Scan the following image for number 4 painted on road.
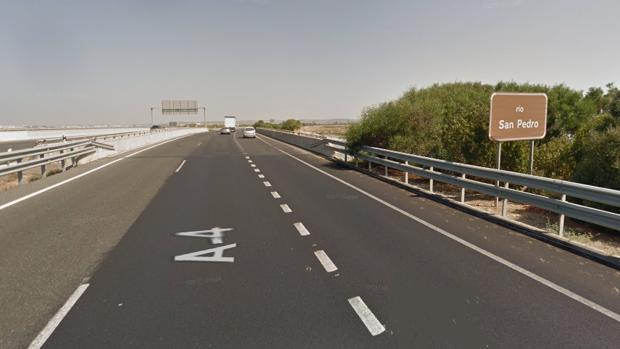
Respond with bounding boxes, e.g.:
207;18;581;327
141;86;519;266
174;244;237;263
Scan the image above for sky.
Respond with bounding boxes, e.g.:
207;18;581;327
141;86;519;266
0;0;618;125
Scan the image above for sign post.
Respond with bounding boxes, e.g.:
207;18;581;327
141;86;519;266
489;92;548;209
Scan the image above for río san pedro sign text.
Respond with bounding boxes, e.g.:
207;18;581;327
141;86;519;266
489;93;548;141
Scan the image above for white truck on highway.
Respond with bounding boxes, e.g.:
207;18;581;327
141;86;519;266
224;116;237;132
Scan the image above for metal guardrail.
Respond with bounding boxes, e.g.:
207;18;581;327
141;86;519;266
0;140;113;185
30;129;163;146
257;128;620;236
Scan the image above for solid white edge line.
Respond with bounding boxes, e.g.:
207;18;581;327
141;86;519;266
263;181;272;187
0;135;196;211
175;159;187;173
271;191;281;199
293;222;310;236
314;250;338;272
28;283;90;349
348;296;386;336
258;174;265;179
257;135;620;323
280;204;292;213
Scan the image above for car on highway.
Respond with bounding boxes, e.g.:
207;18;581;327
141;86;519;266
242;127;256;138
220;127;231;135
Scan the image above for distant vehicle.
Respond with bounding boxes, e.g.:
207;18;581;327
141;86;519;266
150;125;161;131
243;127;256;138
224;116;236;132
220;127;231;135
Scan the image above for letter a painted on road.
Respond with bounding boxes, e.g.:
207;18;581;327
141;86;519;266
174;244;237;263
175;227;233;244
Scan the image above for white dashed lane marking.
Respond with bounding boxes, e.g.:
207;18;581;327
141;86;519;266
280;204;292;213
314;250;338;272
258;174;265;179
348;296;386;336
251;164;256;168
174;160;187;173
271;191;281;199
293;222;310;236
263;181;272;187
254;169;260;173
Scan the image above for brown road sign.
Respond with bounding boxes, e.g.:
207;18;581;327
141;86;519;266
489;93;548;141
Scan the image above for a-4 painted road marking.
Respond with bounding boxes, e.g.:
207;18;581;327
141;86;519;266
348;296;386;336
280;204;292;213
259;135;620;323
263;181;272;187
175;160;187;173
258;174;265;179
294;222;310;236
175;227;232;244
314;250;337;272
271;191;281;199
175;244;237;263
28;284;90;349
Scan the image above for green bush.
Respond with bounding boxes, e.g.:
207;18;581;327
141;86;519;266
346;82;620;189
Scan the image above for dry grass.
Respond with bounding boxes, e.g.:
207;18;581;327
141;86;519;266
300;124;350;138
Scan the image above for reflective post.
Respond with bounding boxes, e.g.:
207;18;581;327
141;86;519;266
405;160;409;184
559;194;567;237
460;173;466;202
429;166;434;193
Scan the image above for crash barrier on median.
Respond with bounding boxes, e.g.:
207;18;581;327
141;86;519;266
0;128;207;185
257;128;620;236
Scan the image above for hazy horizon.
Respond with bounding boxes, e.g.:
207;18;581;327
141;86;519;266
1;0;619;126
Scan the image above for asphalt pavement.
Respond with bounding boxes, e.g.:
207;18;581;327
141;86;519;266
1;131;619;348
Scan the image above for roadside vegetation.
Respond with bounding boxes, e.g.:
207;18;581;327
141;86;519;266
254;119;302;131
346;82;620;191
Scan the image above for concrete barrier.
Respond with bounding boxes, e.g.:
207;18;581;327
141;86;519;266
0;128;149;142
257;128;341;157
81;128;207;164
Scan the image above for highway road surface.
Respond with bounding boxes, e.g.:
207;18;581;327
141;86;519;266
0;131;619;348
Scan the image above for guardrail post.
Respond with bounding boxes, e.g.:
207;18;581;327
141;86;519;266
501;182;509;216
405;161;409;184
558;194;566;237
39;154;46;178
368;159;372;171
60;150;66;171
429;166;434;193
16;159;23;184
384;157;388;177
460;174;466;202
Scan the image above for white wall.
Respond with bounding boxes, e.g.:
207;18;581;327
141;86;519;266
0;128;148;142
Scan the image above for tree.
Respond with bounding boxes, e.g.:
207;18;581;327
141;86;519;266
280;119;302;131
